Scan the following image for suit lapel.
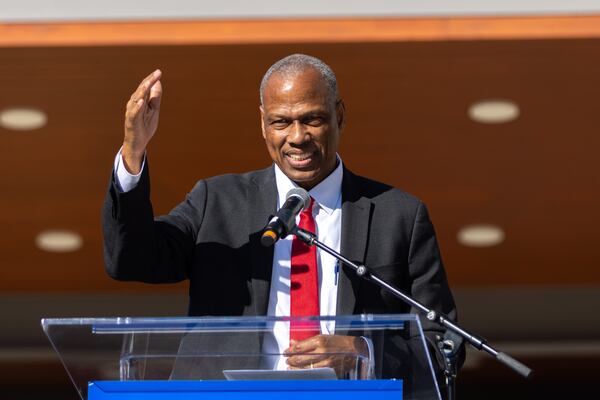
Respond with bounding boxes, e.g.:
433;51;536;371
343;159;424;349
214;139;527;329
248;167;277;316
337;168;372;316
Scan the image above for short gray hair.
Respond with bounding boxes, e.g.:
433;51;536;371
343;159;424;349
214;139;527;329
259;54;338;104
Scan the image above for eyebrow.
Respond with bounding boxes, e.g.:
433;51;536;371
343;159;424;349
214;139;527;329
268;110;329;120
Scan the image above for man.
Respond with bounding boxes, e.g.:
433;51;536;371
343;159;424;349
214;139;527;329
103;54;461;386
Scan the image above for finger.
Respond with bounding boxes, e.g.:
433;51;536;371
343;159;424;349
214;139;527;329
134;97;146;116
284;340;297;355
130;69;162;103
126;95;144;111
310;359;336;369
148;80;162;110
286;356;312;368
140;69;162;93
125;98;145;127
286;353;328;368
288;335;322;354
287;355;334;370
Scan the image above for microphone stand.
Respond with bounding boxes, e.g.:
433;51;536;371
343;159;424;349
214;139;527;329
292;226;533;400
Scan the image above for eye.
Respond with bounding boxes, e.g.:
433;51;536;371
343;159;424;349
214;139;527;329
303;116;325;127
271;119;290;129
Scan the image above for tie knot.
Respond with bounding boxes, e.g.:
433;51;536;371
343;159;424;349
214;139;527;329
301;197;315;215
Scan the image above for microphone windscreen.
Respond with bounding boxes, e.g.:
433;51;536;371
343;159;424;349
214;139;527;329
286;187;310;210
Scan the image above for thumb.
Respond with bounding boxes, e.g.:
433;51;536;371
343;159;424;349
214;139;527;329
285;339;298;354
149;80;162;110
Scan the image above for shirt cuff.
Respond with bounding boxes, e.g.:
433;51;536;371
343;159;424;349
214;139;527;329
114;147;145;193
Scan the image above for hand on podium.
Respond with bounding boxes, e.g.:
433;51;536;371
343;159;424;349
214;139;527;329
284;334;369;377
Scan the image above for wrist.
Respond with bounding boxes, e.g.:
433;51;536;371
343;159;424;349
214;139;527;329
121;143;145;174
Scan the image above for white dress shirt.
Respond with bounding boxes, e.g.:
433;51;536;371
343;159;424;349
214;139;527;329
262;159;343;369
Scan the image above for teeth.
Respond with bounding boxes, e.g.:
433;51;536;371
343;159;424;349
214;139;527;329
288;154;311;161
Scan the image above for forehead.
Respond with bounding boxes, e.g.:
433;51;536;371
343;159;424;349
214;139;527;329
262;69;334;112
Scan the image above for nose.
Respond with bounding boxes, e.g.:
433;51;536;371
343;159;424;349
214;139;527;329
288;120;309;145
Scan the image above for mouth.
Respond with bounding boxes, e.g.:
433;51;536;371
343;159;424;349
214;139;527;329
285;151;316;169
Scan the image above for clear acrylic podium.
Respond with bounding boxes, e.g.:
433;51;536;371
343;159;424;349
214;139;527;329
42;314;441;400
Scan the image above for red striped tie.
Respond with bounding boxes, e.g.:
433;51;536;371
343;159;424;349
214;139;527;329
290;197;320;342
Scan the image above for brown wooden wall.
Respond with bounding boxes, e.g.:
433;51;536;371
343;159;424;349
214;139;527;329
0;16;599;293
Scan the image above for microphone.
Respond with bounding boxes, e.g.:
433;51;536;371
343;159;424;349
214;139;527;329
261;188;310;247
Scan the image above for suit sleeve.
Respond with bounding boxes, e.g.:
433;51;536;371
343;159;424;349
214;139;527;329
406;201;465;377
102;161;207;283
408;201;457;326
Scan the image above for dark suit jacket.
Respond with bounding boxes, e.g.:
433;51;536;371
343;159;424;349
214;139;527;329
102;163;461;388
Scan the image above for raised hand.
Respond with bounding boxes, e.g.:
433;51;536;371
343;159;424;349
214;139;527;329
122;69;163;174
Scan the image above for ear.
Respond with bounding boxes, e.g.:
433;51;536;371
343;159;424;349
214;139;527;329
260;105;266;139
336;99;346;131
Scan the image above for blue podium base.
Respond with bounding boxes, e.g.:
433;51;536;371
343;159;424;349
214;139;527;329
89;380;403;400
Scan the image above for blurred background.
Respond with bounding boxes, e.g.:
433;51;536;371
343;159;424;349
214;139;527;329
1;1;599;399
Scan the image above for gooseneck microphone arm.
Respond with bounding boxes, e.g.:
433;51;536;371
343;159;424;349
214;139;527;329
292;226;533;383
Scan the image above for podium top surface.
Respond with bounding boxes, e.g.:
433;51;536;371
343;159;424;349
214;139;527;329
42;314;414;333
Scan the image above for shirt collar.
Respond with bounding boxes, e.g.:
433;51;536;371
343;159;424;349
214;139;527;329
273;155;343;215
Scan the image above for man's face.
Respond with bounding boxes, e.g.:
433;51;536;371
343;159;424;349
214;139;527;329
260;69;345;190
